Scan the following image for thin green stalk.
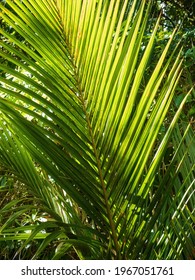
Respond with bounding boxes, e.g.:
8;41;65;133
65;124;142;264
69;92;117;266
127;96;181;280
78;88;121;259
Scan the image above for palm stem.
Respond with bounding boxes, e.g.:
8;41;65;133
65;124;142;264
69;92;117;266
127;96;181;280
79;87;121;259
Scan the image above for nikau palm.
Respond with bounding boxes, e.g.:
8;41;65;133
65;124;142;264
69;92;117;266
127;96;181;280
0;0;194;259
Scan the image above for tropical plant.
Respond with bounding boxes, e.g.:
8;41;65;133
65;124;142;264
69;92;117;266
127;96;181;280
0;0;194;259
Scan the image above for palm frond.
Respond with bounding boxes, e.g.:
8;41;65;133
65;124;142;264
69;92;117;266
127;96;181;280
0;0;194;259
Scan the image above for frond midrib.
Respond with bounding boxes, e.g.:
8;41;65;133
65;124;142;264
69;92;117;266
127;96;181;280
76;82;121;258
54;3;121;257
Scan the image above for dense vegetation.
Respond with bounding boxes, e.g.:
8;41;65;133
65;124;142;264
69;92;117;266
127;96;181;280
0;0;194;260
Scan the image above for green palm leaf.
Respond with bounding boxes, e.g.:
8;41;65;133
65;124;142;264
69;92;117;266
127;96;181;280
0;0;194;259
